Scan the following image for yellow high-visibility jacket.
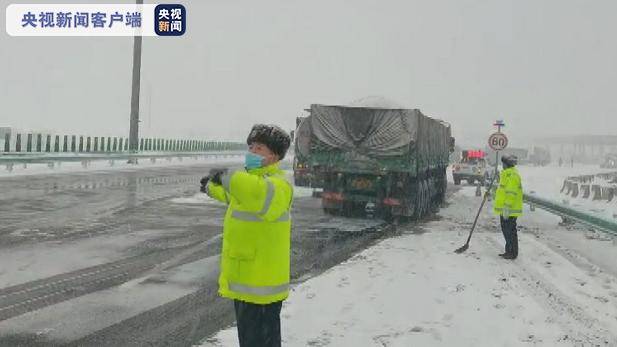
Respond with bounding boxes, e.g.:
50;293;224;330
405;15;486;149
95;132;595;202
206;163;293;304
493;167;523;217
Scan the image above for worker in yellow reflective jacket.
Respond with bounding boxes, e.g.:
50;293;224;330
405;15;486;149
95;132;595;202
493;155;523;259
200;124;292;347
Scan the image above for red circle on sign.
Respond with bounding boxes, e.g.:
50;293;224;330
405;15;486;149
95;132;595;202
488;132;508;151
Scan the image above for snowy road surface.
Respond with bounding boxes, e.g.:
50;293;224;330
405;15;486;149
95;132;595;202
1;161;616;346
202;184;617;347
0;162;402;346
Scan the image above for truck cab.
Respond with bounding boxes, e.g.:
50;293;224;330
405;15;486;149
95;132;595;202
452;150;490;186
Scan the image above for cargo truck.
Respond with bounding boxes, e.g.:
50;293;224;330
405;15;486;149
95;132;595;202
298;103;454;220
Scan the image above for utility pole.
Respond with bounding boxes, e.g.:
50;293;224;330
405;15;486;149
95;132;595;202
129;0;144;156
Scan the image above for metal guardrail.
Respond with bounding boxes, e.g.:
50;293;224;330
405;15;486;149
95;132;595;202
2;134;245;153
524;193;617;236
0;151;244;171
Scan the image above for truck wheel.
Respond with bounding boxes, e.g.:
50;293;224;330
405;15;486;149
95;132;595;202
467;178;475;185
428;181;439;214
413;182;424;220
382;207;394;222
424;180;434;215
422;181;428;218
439;172;447;203
420;180;428;219
421;181;428;217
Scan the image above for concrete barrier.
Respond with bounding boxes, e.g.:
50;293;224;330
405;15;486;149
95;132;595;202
564;181;573;195
3;134;9;152
27;134;33;152
606;187;615;202
16;134;22;152
591;184;602;200
601;186;613;201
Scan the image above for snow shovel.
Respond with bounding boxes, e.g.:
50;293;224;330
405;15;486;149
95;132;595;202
455;173;497;254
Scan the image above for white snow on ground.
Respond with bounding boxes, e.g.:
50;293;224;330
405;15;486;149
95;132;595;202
0;228;177;288
0;255;220;342
0;155;244;179
200;185;617;347
518;164;617;219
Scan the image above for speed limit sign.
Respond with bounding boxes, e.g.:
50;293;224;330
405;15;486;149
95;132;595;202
488;132;508;151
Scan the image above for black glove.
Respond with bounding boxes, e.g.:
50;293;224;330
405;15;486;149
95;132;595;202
200;175;210;186
199;176;209;193
209;168;228;185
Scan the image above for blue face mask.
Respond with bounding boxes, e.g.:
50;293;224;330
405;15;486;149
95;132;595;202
245;152;265;170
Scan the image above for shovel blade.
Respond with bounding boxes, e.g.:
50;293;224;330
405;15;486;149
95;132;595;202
454;244;469;254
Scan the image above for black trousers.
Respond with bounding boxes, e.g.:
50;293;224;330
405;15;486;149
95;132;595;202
500;216;518;257
234;300;283;347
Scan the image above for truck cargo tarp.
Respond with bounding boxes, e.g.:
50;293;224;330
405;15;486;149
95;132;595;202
309;104;419;157
295;117;312;158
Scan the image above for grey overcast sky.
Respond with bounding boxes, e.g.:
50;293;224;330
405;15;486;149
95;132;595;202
1;0;616;146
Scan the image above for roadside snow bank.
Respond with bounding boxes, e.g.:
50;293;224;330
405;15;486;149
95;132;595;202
200;186;617;346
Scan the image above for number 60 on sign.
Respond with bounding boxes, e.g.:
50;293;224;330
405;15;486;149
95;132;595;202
488;132;508;151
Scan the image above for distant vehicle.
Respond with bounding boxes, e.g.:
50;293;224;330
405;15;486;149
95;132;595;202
452;150;491;186
528;146;551;166
601;153;617;169
301;102;454;220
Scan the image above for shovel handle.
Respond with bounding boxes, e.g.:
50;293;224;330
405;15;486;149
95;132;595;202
464;175;497;245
